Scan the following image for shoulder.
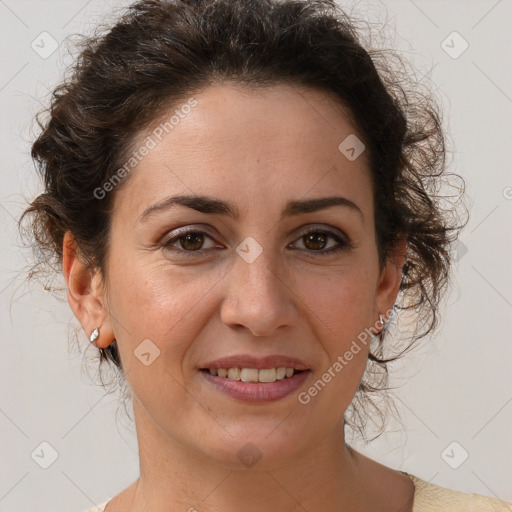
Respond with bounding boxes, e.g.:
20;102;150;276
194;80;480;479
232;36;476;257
405;473;512;512
82;500;111;512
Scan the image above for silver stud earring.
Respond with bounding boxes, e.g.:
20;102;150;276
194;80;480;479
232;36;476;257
89;327;99;343
377;313;387;335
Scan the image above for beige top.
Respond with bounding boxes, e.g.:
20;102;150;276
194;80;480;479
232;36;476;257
84;473;512;511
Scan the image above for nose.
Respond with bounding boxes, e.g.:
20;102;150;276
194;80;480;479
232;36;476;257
220;247;299;337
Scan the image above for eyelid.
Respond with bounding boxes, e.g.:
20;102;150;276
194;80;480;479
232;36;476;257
294;224;348;241
288;226;353;255
160;226;219;250
160;224;353;256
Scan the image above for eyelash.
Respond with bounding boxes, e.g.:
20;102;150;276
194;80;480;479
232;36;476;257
161;227;353;257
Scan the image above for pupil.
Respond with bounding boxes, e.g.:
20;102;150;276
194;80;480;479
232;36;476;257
182;233;203;251
305;232;326;250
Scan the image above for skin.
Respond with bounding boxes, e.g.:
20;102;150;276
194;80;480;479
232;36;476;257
63;83;413;512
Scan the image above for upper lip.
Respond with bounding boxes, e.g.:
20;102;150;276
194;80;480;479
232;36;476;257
200;354;310;371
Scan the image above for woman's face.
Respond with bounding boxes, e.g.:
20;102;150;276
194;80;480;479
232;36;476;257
93;83;403;468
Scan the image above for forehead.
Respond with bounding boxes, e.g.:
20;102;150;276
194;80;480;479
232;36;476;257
114;83;372;219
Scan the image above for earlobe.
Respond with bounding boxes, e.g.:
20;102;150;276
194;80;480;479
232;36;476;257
374;238;408;326
62;231;115;348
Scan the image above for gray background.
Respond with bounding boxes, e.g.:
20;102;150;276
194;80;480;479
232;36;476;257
1;0;511;510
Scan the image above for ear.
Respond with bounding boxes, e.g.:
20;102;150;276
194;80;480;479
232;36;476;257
62;231;114;348
374;237;408;326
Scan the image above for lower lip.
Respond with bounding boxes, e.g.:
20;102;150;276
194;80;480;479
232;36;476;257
200;370;310;403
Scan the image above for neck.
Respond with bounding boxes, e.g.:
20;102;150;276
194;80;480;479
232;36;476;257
126;400;370;512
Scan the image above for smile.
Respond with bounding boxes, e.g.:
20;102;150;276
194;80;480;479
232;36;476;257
200;368;310;403
205;367;301;383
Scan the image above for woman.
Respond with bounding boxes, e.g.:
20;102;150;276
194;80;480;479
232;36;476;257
20;0;512;510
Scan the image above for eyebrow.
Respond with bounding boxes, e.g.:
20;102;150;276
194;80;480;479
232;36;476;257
138;194;363;223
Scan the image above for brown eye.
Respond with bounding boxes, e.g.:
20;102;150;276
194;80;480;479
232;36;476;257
303;232;329;251
179;232;205;251
162;227;351;258
162;229;219;256
291;228;351;256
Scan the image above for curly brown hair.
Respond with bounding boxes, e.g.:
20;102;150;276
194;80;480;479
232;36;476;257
20;0;467;440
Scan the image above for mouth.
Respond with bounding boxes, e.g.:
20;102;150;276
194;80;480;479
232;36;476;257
198;355;310;402
199;367;305;383
199;366;311;404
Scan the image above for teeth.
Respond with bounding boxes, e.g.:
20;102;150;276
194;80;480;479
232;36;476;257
207;367;299;383
228;368;241;380
240;368;259;382
257;368;276;383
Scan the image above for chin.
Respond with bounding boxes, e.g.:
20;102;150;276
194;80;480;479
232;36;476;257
196;425;314;471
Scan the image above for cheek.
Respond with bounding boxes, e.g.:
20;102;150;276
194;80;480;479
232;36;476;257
104;265;205;418
296;268;374;414
106;256;227;371
295;262;375;406
298;262;376;343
